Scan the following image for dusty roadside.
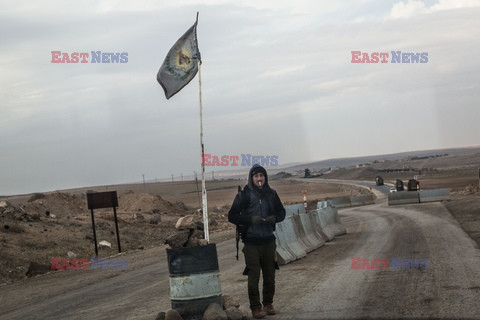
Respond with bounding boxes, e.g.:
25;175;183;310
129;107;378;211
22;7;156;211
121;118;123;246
0;179;368;286
444;189;480;248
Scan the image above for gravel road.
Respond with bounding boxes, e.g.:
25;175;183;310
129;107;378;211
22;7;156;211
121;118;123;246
1;186;479;319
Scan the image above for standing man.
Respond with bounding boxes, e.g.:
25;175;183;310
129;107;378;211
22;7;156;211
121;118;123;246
228;164;286;319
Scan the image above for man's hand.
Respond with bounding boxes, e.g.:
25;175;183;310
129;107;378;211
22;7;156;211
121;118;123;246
251;215;263;225
265;215;276;225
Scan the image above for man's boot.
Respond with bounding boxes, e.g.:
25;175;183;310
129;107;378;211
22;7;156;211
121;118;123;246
252;306;267;319
263;304;276;315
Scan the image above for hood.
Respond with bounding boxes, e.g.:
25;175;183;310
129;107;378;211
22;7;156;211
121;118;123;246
247;164;269;189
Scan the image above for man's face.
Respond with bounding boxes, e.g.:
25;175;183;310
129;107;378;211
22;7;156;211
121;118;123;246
252;172;265;188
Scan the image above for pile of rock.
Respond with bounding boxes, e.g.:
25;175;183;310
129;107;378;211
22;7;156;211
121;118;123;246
0;200;19;219
164;215;208;249
155;295;250;320
0;200;40;222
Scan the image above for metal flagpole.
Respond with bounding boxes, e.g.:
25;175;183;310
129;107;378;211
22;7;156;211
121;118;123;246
198;60;209;242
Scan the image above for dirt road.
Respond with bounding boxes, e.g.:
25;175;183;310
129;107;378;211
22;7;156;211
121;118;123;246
1;187;480;319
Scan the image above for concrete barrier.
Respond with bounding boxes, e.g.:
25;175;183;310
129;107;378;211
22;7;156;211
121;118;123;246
299;212;325;250
419;188;450;203
317;201;328;209
291;214;317;253
274;198;354;265
274;217;306;263
307;211;329;243
315;207;336;241
273;221;296;265
310;209;330;242
350;195;374;206
283;204;314;254
314;204;347;240
284;204;305;217
332;207;347;236
323;206;346;237
388;191;420;205
328;197;351;208
317;193;376;209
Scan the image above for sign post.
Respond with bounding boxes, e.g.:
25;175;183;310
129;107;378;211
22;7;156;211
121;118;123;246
86;191;120;256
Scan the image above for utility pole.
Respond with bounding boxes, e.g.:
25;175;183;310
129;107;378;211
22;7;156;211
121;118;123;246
142;174;145;190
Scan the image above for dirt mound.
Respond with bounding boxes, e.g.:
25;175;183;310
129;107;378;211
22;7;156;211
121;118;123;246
117;192;186;214
271;171;293;179
454;184;479;195
21;192;86;218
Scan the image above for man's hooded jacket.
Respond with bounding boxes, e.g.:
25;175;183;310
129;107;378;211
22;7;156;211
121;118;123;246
228;164;286;244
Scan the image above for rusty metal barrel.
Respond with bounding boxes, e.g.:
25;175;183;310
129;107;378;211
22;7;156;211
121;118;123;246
167;243;223;320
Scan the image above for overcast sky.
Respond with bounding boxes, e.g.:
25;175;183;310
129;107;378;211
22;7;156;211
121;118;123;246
1;0;479;195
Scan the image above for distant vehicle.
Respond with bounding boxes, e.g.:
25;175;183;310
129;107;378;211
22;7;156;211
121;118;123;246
389;187;397;193
395;179;404;191
375;176;384;186
407;179;419;191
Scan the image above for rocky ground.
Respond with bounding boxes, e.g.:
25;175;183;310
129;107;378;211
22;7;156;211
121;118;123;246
0;179;369;286
0;191;194;284
444;185;480;247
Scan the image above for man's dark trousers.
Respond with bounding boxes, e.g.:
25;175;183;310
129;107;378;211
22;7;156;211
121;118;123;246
243;240;276;309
